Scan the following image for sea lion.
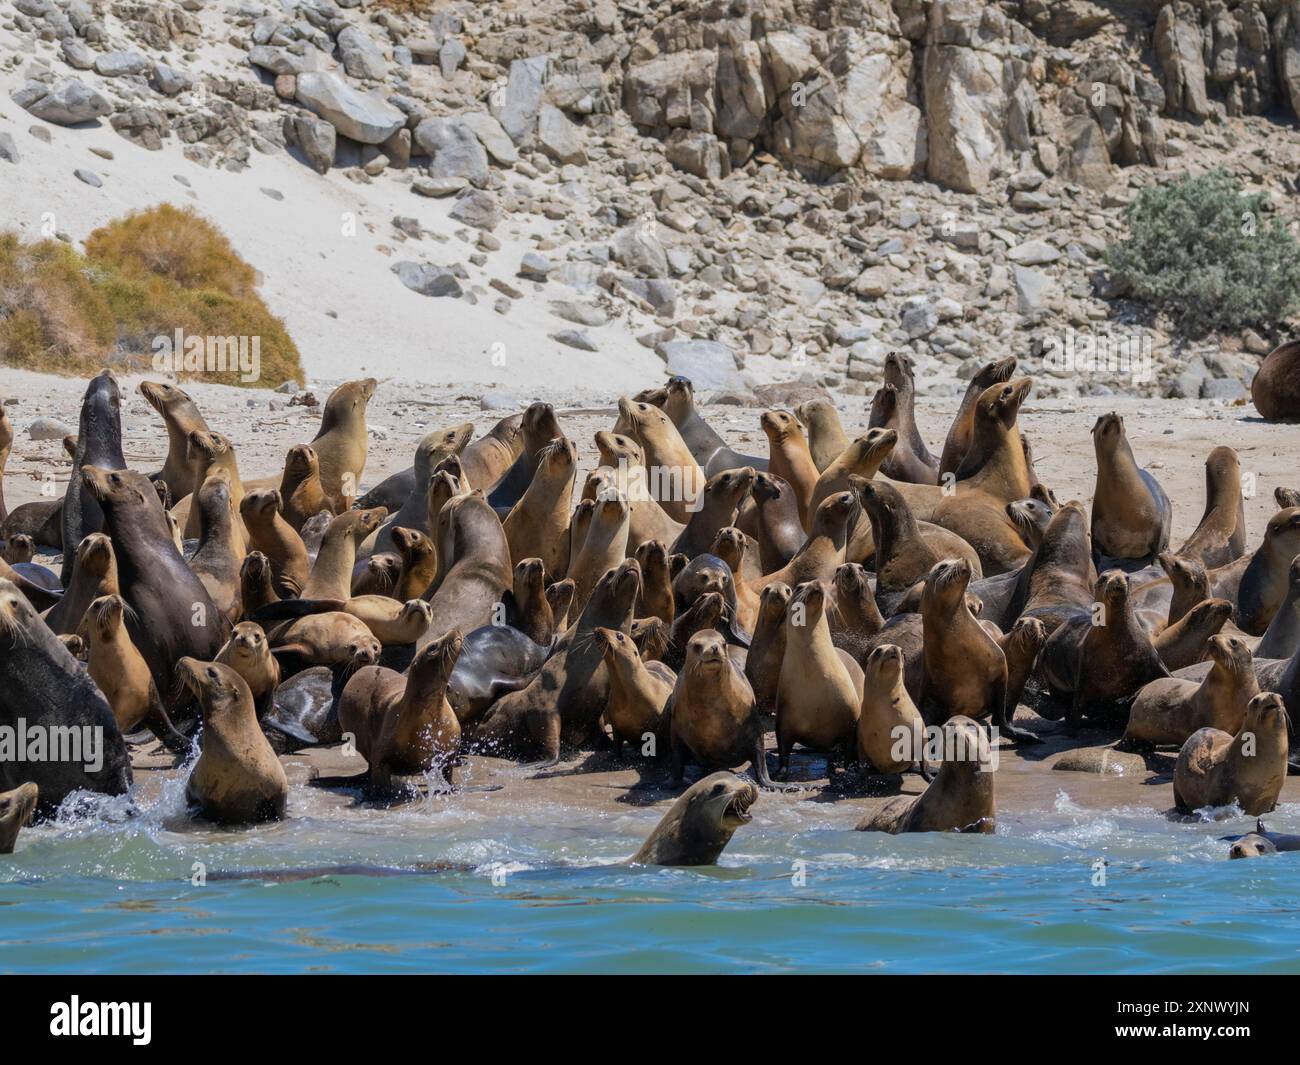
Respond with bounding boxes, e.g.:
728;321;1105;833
1153;598;1234;671
1176;446;1247;569
939;356;1016;477
671;465;756;560
270;611;381;670
1278;487;1300;510
591;431;685;549
858;479;941;614
749;472;805;574
616;396;705;523
776;581;864;777
60;371;125;584
1174;692;1288;815
181;430;246;552
139;380;210;500
216;621;280;719
744;581;790;719
2;500;63;550
1225;819;1300;858
828;562;884;659
240;489;309;599
391;526;438;602
1001;616;1048;714
548;578;576;634
630;771;758;866
868;354;939;485
596;625;674;758
569;496;632;614
299;511;332;561
660;376;767;476
635;539;675;623
1250;338;1300;421
1006;497;1055;549
239;552;279;618
857;643;927;775
668;629;786;790
459;412;524;493
1090;412;1172;563
336;629;463;795
278;444;330;531
302;507;387;601
445;617;551;728
351;553;399;597
501;557;560;645
487;402;563;510
1236;507;1300;635
0;782;37;854
855;716;995;833
308;377;376;509
2;533;33;564
749;490;858;594
370;422;475;554
189;476;242;621
794;398;850;473
810;427;897;515
1123;634;1258;748
672;553;752;646
177;658;287;824
43;532;117;635
503;436;576;578
761;409;820;531
1006;500;1095;634
81;466;227;722
421;493;512;648
1257;556;1300;659
0;578;132;811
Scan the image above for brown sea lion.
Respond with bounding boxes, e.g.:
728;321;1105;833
244;486;314;595
794;397;850;473
1153;598;1234;672
1174;692;1288;815
301;507;387;601
745;582;791;719
616;396;705;523
216;621;280;719
270;611;381;670
1006;497;1056;550
177;657;287;824
421;493;512;648
868;354;939;485
181;430;246;551
308;378;376;509
188;475;243;621
856;716;995;833
1236;507;1300;635
502;558;560;645
370;422;475;554
1257;556;1300;660
1001;616;1049;714
939;356;1016;478
239;552;279;618
2;533;34;565
140;380;210;500
1090;412;1172;563
1250;338;1300;421
857;643;927;775
1277;486;1300;510
569;496;631;616
503;436;575;579
2;500;63;550
660;376;767;477
1124;634;1259;748
0;782;37;854
672;466;756;560
828;562;884;660
43;532;117;635
391;526;438;601
858;479;940;614
351;553;399;597
596;626;674;758
591;431;685;549
749;490;858;594
630;771;758;866
1176;446;1247;569
749;472;805;574
60;371;126;585
635;539;675;623
1006;500;1095;634
278;444;330;531
761;409;820;531
810;427;897;515
485;402;564;511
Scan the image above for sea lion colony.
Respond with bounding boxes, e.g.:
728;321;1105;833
0;357;1298;865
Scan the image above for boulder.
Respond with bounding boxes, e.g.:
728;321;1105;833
460;111;517;166
393;262;463;298
655;339;746;391
286;113;336;174
497;55;549;145
295;72;403;144
413;116;490;187
337;26;388;81
447;189;500;231
536;104;586;165
11;78;111;125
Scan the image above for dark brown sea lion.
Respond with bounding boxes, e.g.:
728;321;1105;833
239;551;279;618
140;380;210;500
2;500;63;550
1258;556;1300;660
351;553;399;597
1090;412;1172;564
671;466;756;560
278;444;330;531
634;539;675;623
745;581;790;719
829;562;884;660
391;526;438;601
1153;598;1234;672
672;553;751;645
596;626;674;758
501;557;560;645
1250;338;1300;421
487;402;564;510
858;479;940;615
60;371;125;584
3;533;34;564
1236;507;1300;636
749;472;804;574
1176;446;1247;569
939;356;1016;478
868;352;939;484
309;378;376;509
1006;500;1095;634
420;493;512;648
630;771;758;866
1124;633;1258;748
1174;692;1288;815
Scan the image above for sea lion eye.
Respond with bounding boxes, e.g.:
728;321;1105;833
711;784;725;796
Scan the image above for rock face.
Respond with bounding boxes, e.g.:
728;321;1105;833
294;72;403;144
11;78;111;125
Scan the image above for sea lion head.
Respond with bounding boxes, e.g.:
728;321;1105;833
1007;497;1054;547
615;395;674;441
361;554;400;593
186;429;231;465
284;444;318;480
790;580;828;626
750;471;790;506
882;351;916;390
1007;616;1048;661
852;427;897;471
974;356;1017;389
513;556;546;600
870;382;899;423
84;594;125;639
1264;506;1300;552
1229;833;1277;859
0;578;41;644
340;506;387;541
83;370;121;428
923;557;973;607
855;477;904;524
1205;446;1239;482
710;527;746;573
432;453;466;489
409;626;462;689
537;436;578;478
705;466;757;512
522;401;559;440
241;550;273;587
940;715;995;784
329;377;377;416
833;563;871;605
675;592;726;648
139;380;192;415
673;554;734;614
226;621;269;662
175;657;251;720
865;642;905;684
634;539;668;575
815;490;860;536
589;557;642;620
793;397;834;431
759;409;801;444
420;422;473;462
392;526;434;566
630;771;757;866
427;468;466;521
60;633;86;658
664;375;694;404
680;771;757;833
80;466;151;510
591;494;630;529
75;532;115;575
0;781;38;851
979;376;1032;429
631;616;669;660
1090;411;1125;447
662;376;695;422
1244;691;1288;748
684;628;730;676
343;630;382;667
757;581;793;627
1097;569;1129;608
240;488;282;526
1207;633;1252;676
595;625;639;670
1156;551;1209;599
594;430;643;469
3;534;35;565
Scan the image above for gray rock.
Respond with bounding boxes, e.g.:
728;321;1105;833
551;329;598;351
337;26;388;81
249;45;310;76
151;63;191;96
26;417;74;441
61;37;94;70
447;189;500;231
612;225;668;279
295;72;403;144
0;133;18;165
1008;239;1061;265
654;339;745;390
74;168;101;187
393;261;463;298
439;38;466;80
497;55;549;145
536;104;586;165
11;78;111;125
901;302;939;339
413;116;489;187
479;388;525;411
519;252;552;281
1201;376;1247;401
94;51;149;77
286;113;336;174
459;111;517;166
411;175;467;197
1012;266;1054;312
550;300;606;327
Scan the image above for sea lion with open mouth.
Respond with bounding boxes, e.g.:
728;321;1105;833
630;772;758;865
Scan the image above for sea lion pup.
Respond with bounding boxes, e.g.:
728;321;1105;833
1006;497;1055;550
390;526;438;602
301;507;387;601
1089;412;1172;564
858;644;927;775
60;370;126;584
139;380;210;500
485;402;564;511
1153;598;1234;671
856;716;995;834
630;771;758;866
746;582;791;719
760;409;820;531
2;533;33;565
1176;446;1247;569
1278;486;1300;510
1123;634;1258;749
176;658;287;824
918;557;1040;744
473;558;642;762
269;611;382;671
635;539;676;623
0;782;37;854
1251;338;1300;421
1000;616;1048;713
749;472;805;574
80;593;190;751
776;580;864;778
1174;692;1288;815
306;377;376;510
750;490;858;594
216;621;280;719
422;493;513;648
1235;507;1300;635
503;436;576;578
794;398;850;473
185;476;242;621
569;496;632;614
1258;556;1300;659
278;444;330;531
240;489;309;599
335;629;463;796
829;563;884;657
43;532;117;635
1151;550;1210;627
240;552;279;618
0;578;132;810
351;553;399;597
81;466;226;717
615;396;706;523
181;430;246;548
668;629;788;790
596;626;674;758
672;553;752;646
939;356;1016;478
671;465;756;559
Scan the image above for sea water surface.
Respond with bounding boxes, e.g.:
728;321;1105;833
2;763;1299;974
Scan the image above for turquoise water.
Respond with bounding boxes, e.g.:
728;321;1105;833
3;775;1300;973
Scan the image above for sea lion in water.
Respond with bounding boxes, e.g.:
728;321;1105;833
0;578;132;812
308;378;376;509
503;436;576;578
487;402;564;510
188;476;242;621
856;716;995;833
1176;447;1247;569
794;398;850;474
216;621;280;719
421;493;512;648
858;643;927;776
139;380;210;501
1250;338;1300;421
43;532;117;636
630;772;758;866
749;472;805;574
1174;692;1288;815
1089;412;1171;564
1225;819;1300;858
240;489;310;599
939;356;1016;478
0;782;37;854
660;376;767;477
60;371;126;584
596;626;673;758
177;658;287;824
1123;634;1259;748
278;444;330;531
336;629;463;796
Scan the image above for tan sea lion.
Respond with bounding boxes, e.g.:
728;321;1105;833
391;526;438;601
569;496;631;615
868;354;939;485
809;427;897;514
503;436;576;579
596;626;674;758
270;611;381;669
0;782;37;854
616;396;705;523
1236;507;1300;635
939;356;1016;477
421;493;512;648
337;596;432;646
749;490;858;593
459;412;524;493
216;621;280;719
239;552;279;618
1250;338;1300;421
309;377;376;509
181;430;246;550
139;380;210;500
761;409;820;531
1158;550;1211;626
745;581;791;719
857;643;926;775
278;444;330;531
240;488;309;599
828;562;884;660
43;532;117;635
856;716;995;833
1176;447;1247;569
749;472;805;574
672;466;757;561
630;772;758;866
1124;634;1259;748
794;397;850;473
660;376;768;477
301;507;387;601
177;657;287;824
592;431;684;549
1174;692;1288;815
1153;598;1234;671
487;402;564;509
370;423;474;554
635;539;675;623
1090;412;1172;563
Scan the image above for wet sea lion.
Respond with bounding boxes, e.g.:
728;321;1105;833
857;643;926;775
1225;819;1300;858
749;472;804;574
503;436;576;578
487;402;563;510
336;630;463;795
761;409;820;531
630;771;758;866
177;658;287;824
139;380;210;500
1174;692;1287;815
1176;447;1247;569
745;582;790;720
661;377;767;476
422;493;512;648
596;626;673;758
189;476;242;621
1250;338;1300;421
939;356;1016;478
391;526;438;602
43;532;117;636
828;562;884;659
278;444;330;531
302;507;387;601
1123;634;1258;748
270;611;381;670
0;782;37;854
1090;412;1172;563
794;398;850;473
241;489;309;599
856;716;995;833
672;553;752;646
0;578;131;811
216;621;280;719
446;617;551;728
309;378;376;509
61;371;125;584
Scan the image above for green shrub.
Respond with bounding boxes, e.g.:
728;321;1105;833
1105;169;1300;337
